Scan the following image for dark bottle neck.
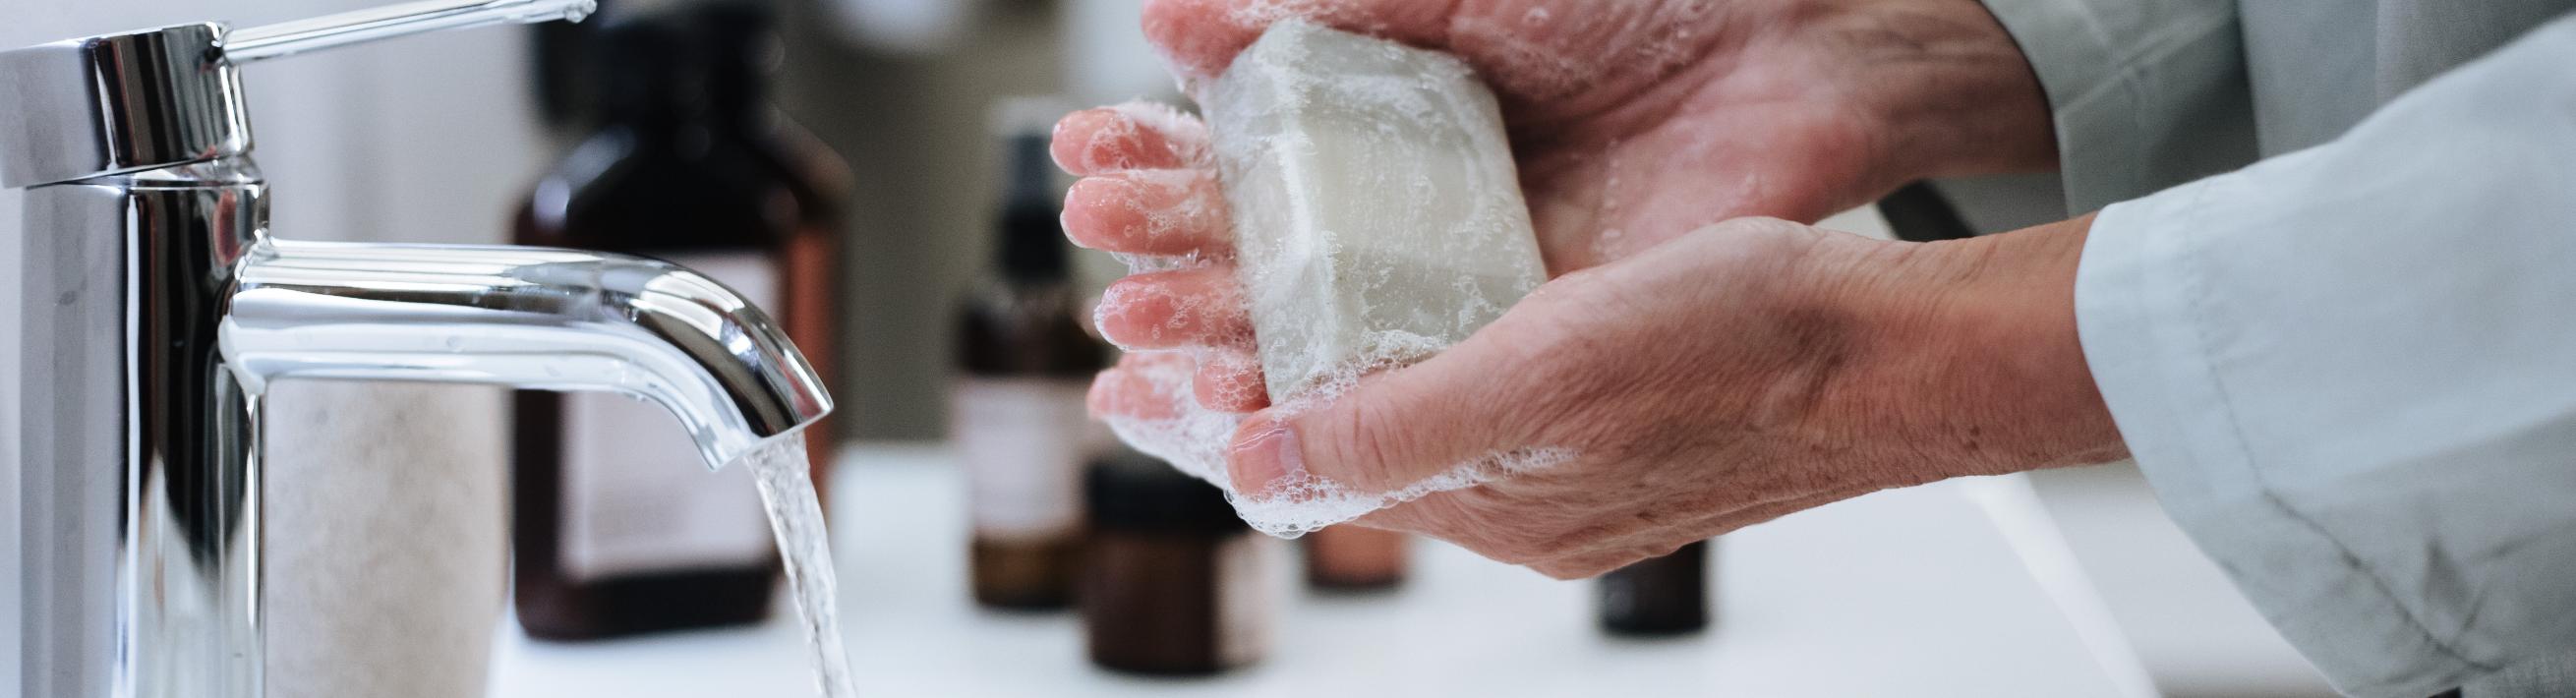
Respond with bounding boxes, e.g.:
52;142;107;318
700;2;783;134
588;7;779;138
995;134;1070;281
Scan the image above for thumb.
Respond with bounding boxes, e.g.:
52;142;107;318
1222;326;1546;499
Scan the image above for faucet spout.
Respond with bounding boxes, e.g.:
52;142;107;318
221;239;833;468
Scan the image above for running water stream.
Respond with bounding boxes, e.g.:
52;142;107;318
739;435;857;698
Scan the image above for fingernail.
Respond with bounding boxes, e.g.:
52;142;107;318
1092;280;1150;347
1052;108;1134;173
1060;176;1126;245
1228;418;1304;497
1099;277;1187;347
1085;369;1119;415
1049;109;1103;172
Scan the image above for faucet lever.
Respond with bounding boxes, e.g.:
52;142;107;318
221;0;597;63
0;0;593;187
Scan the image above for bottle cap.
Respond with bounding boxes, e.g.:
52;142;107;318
592;15;703;116
1085;448;1251;534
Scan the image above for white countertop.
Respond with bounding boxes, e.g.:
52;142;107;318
488;444;2153;697
2028;465;2336;697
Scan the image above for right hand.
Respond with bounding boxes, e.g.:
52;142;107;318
1060;0;2058;415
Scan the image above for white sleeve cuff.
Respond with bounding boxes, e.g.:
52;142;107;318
2075;18;2576;693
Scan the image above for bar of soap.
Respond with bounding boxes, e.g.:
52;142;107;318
1205;22;1548;402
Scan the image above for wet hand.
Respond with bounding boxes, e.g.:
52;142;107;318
1060;0;2056;415
1216;216;2124;578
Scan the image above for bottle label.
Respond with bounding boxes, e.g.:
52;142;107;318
950;378;1091;541
560;251;784;582
1215;535;1278;667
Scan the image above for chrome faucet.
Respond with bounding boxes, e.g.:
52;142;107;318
4;2;836;696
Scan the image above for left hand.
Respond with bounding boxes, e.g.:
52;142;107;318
1061;0;2058;414
1223;215;2127;578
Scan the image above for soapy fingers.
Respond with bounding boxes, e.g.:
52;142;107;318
1089;353;1198;420
1088;348;1270;418
1063;169;1233;257
1052;102;1213;175
1191;349;1270;412
1095;267;1254;349
1055;100;1271;415
1094;267;1269;412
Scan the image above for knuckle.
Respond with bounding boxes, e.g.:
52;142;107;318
1322;398;1402;484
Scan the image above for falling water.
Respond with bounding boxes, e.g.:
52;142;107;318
739;434;857;698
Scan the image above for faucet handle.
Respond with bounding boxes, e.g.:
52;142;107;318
0;0;592;189
222;0;595;63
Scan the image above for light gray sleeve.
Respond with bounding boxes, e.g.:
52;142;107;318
2075;17;2576;698
1977;0;2260;212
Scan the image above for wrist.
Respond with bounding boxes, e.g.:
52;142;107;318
1812;215;2125;484
1821;0;2059;180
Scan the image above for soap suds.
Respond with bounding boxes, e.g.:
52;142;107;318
1097;337;1578;537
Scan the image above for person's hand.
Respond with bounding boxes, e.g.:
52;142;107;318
1221;216;2126;578
1059;0;2057;413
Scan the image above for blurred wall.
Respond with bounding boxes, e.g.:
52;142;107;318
779;0;1142;440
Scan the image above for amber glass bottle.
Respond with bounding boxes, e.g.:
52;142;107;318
1303;526;1408;591
951;100;1111;611
1597;540;1714;636
1082;449;1271;674
510;6;847;640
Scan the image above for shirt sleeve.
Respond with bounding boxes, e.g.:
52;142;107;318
1977;0;2261;212
2076;16;2576;698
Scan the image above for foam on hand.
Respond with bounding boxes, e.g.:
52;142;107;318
1099;22;1558;536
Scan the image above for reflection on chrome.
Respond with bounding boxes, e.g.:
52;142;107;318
5;5;825;697
225;240;830;467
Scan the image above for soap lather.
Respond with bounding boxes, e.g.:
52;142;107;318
1204;22;1549;403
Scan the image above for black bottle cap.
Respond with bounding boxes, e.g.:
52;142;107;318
692;2;782;121
1085;449;1251;534
1597;540;1713;636
591;16;705;121
995;133;1071;281
987;97;1075;281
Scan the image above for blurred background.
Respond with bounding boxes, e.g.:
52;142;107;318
0;0;2343;696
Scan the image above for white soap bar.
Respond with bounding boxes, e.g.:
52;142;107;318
1205;22;1548;402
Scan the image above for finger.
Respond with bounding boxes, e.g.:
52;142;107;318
1052;102;1210;176
1142;0;1461;81
1064;169;1234;257
1221;312;1553;497
1095;266;1254;350
1193;348;1270;413
1088;353;1200;421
